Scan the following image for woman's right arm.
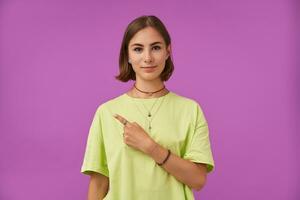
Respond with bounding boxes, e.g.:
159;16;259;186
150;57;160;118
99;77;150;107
87;172;109;200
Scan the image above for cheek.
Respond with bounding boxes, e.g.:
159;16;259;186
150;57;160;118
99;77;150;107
155;52;167;62
128;52;141;61
130;57;143;65
132;58;142;63
157;56;167;66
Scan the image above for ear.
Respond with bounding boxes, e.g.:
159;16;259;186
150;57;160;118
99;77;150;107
166;44;171;59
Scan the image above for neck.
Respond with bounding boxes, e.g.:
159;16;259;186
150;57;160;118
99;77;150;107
129;78;168;99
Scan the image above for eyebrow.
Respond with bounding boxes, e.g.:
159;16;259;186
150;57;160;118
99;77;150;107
130;42;163;47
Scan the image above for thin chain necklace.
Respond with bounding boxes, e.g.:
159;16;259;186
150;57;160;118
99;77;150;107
140;97;160;118
133;83;166;117
129;86;169;132
131;94;167;133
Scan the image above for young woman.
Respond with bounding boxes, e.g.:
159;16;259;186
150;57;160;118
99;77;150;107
81;15;215;200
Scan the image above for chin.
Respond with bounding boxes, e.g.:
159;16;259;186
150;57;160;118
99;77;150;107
137;73;162;81
141;76;160;81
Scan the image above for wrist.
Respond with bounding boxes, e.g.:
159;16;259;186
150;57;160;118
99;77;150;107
157;149;171;166
143;138;157;155
148;143;169;164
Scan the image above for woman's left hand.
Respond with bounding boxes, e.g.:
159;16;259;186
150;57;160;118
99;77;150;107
113;114;155;154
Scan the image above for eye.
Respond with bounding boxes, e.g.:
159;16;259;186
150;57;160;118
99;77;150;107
133;47;142;52
153;46;161;50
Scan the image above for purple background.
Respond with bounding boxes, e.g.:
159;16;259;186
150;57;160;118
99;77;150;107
0;0;299;199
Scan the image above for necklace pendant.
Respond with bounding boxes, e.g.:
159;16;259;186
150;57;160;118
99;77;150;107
148;113;151;117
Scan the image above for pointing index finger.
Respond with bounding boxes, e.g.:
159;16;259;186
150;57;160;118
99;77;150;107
113;114;129;125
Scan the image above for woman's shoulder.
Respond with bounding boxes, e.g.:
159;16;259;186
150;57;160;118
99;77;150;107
171;92;207;123
170;91;201;108
93;93;128;112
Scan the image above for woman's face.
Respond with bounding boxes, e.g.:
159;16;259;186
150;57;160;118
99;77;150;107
128;27;170;82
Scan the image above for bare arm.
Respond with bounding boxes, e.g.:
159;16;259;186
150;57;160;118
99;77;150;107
146;141;207;191
112;114;208;191
87;172;109;200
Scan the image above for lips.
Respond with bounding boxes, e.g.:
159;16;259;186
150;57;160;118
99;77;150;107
141;66;157;73
141;66;157;68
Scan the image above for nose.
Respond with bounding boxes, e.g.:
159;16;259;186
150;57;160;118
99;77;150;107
144;49;153;63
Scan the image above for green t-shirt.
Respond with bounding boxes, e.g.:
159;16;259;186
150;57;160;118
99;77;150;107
81;91;215;200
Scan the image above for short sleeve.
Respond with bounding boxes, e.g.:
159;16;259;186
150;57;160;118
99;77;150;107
80;106;109;177
183;103;215;173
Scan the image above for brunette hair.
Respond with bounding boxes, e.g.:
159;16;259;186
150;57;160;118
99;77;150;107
115;15;174;82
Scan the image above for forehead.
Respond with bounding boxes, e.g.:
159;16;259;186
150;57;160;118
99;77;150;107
129;27;164;45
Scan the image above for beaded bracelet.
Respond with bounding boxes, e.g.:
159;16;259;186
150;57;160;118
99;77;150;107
157;149;171;166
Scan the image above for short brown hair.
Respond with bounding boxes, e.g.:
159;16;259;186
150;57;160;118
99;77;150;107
115;15;174;82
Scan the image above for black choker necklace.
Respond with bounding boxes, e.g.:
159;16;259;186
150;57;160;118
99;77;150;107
134;83;165;95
